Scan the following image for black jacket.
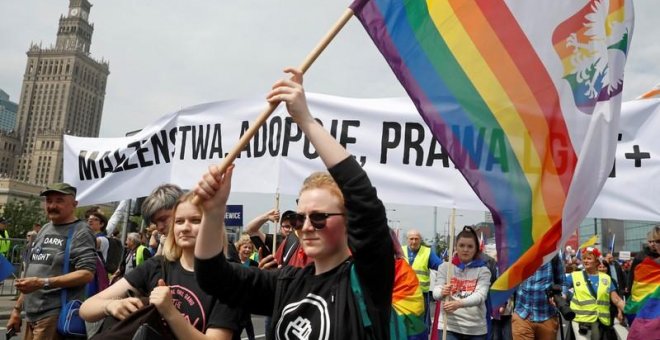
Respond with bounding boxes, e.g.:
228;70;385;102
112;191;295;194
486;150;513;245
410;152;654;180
196;157;394;340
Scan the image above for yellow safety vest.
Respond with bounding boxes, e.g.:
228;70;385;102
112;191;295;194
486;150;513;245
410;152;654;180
0;230;10;255
570;271;611;326
136;245;148;266
402;245;431;292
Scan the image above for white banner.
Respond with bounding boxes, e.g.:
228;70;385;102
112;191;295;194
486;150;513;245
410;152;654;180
64;94;660;221
588;98;660;221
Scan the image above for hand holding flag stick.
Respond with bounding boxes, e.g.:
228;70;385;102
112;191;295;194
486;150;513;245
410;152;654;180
191;8;355;205
273;191;280;253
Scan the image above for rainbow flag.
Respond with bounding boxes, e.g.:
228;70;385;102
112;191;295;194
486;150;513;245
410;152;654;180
392;258;426;337
625;257;660;336
350;0;633;305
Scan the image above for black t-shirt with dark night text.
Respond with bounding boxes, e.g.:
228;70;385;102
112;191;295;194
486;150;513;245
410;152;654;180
275;264;343;340
125;256;241;338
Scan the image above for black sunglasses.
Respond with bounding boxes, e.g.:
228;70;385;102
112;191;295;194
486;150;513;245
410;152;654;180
290;212;344;230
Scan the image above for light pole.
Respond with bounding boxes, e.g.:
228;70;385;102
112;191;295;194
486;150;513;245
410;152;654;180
445;212;463;244
433;207;438;252
386;207;401;242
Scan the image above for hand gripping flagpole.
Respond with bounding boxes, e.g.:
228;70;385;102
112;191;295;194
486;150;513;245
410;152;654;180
192;8;355;205
442;208;457;340
273;191;280;253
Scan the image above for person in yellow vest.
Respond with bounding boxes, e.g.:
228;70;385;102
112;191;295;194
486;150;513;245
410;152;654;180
0;218;10;258
119;232;151;276
566;246;626;340
402;229;442;337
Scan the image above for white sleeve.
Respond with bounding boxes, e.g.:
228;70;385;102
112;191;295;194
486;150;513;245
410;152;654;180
432;262;449;300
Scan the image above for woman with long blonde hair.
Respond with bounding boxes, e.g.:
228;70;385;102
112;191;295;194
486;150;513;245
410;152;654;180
80;192;240;340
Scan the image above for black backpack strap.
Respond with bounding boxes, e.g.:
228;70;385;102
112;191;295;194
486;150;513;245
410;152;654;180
582;270;598;299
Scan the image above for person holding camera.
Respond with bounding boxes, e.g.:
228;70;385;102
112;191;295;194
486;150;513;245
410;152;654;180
512;255;565;340
566;247;625;340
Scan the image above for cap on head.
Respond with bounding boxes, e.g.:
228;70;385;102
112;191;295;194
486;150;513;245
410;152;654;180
40;183;77;197
281;210;296;223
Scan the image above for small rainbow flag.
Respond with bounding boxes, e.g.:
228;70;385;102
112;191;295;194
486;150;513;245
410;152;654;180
350;0;633;305
625;257;660;336
392;258;426;337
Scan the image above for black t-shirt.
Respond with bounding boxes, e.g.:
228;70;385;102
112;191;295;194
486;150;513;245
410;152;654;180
196;157;394;340
274;263;344;340
125;256;242;338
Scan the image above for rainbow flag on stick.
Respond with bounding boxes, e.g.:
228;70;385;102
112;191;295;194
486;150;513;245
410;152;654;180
392;258;426;337
625;257;660;336
350;0;633;305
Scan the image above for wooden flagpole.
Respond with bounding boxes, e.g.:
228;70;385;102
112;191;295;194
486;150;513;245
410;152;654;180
442;208;456;340
273;191;280;253
192;8;355;205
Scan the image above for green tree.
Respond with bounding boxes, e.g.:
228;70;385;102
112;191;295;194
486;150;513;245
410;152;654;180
433;234;449;258
3;197;46;238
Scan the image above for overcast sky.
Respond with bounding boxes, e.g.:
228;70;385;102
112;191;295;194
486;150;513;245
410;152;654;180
1;1;658;240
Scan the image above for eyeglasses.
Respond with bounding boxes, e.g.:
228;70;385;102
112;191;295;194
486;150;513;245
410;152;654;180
290;212;344;230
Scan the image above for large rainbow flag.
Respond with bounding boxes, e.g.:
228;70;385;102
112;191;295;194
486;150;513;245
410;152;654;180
350;0;633;305
625;257;660;337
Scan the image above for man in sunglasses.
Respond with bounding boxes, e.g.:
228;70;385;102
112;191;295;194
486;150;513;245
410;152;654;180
194;68;395;340
246;209;310;267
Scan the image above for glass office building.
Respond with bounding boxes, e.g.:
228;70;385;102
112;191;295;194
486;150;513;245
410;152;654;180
578;218;657;253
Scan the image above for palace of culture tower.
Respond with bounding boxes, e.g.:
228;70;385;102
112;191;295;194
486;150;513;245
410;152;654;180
0;0;108;200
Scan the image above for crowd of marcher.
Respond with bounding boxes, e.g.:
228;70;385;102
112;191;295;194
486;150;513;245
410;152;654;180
5;69;660;340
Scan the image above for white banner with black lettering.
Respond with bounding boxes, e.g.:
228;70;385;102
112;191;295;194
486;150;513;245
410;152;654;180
64;94;660;221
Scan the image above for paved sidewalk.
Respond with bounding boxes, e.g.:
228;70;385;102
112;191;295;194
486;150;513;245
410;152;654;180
0;295;18;319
